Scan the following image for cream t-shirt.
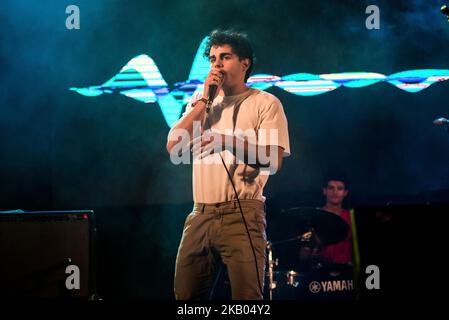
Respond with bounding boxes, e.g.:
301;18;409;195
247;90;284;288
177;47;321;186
170;88;290;204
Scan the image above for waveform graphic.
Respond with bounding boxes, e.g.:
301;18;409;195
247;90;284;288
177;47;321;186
70;37;449;127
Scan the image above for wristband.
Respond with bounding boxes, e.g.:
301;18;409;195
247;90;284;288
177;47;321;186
191;97;208;108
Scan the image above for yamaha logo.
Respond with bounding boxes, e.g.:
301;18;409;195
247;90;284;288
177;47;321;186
309;280;354;293
309;281;322;293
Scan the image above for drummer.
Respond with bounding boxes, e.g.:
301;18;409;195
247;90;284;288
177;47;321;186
301;173;353;266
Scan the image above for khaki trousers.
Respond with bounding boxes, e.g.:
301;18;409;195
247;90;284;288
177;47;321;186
174;199;266;300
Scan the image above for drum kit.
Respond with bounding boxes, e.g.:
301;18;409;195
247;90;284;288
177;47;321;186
265;207;354;300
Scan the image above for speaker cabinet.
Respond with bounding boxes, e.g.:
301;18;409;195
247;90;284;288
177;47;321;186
0;210;96;298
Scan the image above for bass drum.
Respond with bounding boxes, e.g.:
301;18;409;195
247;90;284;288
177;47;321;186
267;263;355;300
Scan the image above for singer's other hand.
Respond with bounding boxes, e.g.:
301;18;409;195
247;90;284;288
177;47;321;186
191;130;226;160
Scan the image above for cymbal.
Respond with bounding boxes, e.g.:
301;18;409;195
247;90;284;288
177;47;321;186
270;207;349;247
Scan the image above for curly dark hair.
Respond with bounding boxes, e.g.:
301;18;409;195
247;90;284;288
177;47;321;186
203;29;255;82
323;172;350;190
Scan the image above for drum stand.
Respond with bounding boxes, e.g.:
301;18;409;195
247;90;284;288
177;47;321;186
266;241;278;300
266;227;322;299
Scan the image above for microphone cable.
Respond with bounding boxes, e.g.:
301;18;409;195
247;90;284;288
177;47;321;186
203;97;264;299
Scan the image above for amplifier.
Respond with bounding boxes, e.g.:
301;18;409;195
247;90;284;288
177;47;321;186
0;210;96;298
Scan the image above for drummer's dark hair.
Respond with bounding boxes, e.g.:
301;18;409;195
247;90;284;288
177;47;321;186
323;172;350;189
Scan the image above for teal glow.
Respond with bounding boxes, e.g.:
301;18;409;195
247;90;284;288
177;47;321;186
342;79;382;88
187;37;210;82
71;37;449;128
69;86;103;97
120;88;156;103
246;74;279;91
281;73;322;81
156;94;184;127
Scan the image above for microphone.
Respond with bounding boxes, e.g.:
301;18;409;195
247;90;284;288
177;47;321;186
205;84;218;113
208;84;218;102
433;117;449;126
206;71;223;112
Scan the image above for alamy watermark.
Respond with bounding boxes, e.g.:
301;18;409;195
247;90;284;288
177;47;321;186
366;5;380;30
66;5;80;30
65;264;80;290
168;121;280;175
365;264;380;290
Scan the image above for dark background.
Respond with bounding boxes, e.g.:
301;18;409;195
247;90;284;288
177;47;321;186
1;0;448;299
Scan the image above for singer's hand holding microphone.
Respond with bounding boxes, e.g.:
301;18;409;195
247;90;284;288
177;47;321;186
203;69;225;102
190;69;226;159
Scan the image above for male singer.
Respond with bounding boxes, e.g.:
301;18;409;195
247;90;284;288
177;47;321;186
167;29;290;300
